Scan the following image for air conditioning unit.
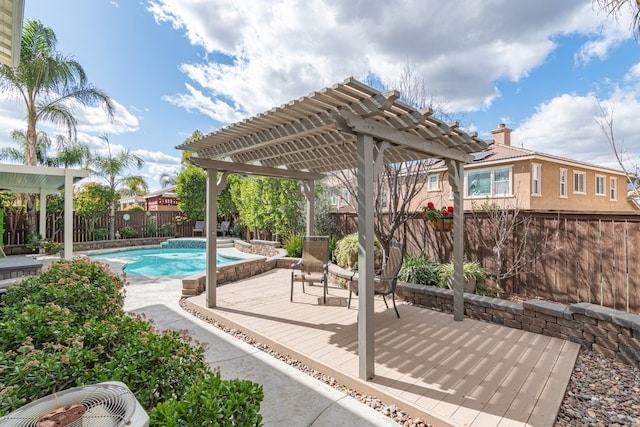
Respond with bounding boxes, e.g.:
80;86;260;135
0;381;149;427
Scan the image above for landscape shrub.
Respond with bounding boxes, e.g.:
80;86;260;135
283;232;304;257
398;254;439;286
120;225;137;239
149;373;263;426
334;233;381;270
159;221;176;237
0;258;264;423
0;258;125;323
94;228;109;240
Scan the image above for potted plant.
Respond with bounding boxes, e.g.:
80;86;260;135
423;202;454;231
437;261;486;293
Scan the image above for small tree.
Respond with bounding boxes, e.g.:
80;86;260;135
176;166;207;220
89;134;146;240
230;176;303;239
332;64;444;259
468;198;555;296
75;183;114;240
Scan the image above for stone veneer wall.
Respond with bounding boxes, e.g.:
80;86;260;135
397;282;640;368
233;239;281;257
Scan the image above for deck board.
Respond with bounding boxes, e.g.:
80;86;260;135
185;269;580;427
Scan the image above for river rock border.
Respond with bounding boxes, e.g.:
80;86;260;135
396;282;640;368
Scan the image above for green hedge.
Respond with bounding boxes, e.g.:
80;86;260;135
0;258;263;425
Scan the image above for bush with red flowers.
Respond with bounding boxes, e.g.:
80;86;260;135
423;202;454;221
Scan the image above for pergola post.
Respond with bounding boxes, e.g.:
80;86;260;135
301;180;315;236
357;132;375;380
206;168;218;308
63;169;74;259
39;192;47;239
446;159;465;321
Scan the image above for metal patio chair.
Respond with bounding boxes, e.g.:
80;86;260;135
291;236;330;304
348;240;405;318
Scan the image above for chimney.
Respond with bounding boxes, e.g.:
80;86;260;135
491;123;511;146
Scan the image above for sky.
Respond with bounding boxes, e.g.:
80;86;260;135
1;0;639;191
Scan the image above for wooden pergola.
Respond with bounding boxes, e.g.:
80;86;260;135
177;77;489;380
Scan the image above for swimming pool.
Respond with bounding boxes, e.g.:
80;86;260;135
91;247;239;276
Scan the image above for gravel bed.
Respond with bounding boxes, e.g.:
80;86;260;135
179;300;640;426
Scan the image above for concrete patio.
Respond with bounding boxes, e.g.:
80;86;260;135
185;268;581;427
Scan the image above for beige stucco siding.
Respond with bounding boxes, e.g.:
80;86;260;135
421;158;636;213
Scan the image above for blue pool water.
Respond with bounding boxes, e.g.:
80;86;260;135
91;248;238;276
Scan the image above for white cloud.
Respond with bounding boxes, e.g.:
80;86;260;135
513;77;640;171
149;0;608;121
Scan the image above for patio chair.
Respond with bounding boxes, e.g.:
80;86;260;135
192;220;206;236
217;220;230;236
348;240;405;318
291;236;330;304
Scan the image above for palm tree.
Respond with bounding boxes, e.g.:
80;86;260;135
89;134;147;240
50;134;91;168
0;129;51;165
0;130;91;168
0;19;114;234
594;0;640;38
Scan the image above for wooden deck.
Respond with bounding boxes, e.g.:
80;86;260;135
185;269;580;427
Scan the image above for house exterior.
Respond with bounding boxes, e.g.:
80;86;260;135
423;124;638;213
144;186;179;212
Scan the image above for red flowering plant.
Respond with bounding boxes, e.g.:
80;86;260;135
423;202;454;221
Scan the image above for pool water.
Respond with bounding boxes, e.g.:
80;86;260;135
91;248;238;276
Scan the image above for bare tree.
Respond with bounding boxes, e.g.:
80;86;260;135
470;198;533;295
331;64;445;258
595;101;640;200
593;0;640;38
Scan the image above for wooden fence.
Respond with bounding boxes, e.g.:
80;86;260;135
5;208;640;313
333;211;640;314
2;211;198;246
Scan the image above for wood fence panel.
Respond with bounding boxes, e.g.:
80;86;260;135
627;221;640;313
598;220;618;308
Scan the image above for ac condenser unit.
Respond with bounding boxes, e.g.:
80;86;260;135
0;381;149;427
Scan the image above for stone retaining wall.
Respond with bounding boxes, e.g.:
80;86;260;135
181;241;286;297
397;282;640;368
234;239;281;257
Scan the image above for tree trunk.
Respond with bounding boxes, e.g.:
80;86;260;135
26;194;37;237
109;202;115;240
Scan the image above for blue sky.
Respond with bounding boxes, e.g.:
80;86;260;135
1;0;639;190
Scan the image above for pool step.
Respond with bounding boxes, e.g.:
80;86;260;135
161;238;235;250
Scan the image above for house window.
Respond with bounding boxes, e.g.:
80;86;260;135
427;174;439;191
493;167;511;196
465;167;511;197
610;177;617;200
573;171;586;194
339;188;350;206
595;175;605;196
532;164;541;196
379;190;388;207
559;168;567;198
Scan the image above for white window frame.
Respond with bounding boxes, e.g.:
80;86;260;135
573;171;586;194
559;168;567;198
339;188;350;206
610;177;617;201
532;164;541;196
464;166;512;198
427;174;439;191
595;175;606;196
